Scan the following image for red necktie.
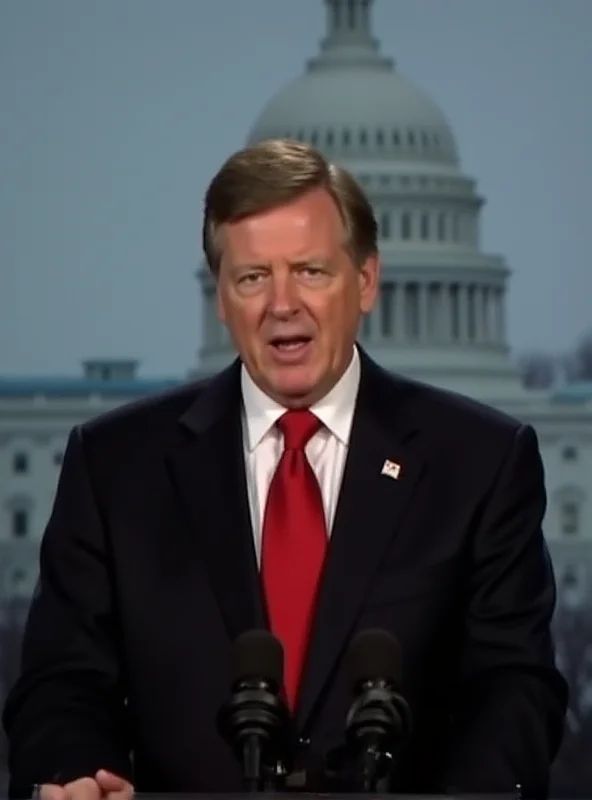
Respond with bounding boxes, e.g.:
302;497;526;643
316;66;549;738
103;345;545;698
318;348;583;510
261;409;328;710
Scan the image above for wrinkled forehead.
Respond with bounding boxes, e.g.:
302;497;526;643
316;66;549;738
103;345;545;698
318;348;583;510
218;189;348;269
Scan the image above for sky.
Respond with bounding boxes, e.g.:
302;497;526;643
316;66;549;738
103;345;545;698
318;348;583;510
0;0;591;378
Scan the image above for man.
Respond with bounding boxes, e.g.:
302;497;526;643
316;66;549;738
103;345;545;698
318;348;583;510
3;139;567;799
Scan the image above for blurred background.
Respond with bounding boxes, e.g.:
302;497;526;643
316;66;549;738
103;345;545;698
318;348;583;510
1;0;591;794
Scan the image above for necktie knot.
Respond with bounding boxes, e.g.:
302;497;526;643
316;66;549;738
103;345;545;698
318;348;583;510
278;409;321;451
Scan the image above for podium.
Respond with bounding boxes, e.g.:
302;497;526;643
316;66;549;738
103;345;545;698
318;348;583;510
21;790;526;800
23;794;525;800
1;790;542;800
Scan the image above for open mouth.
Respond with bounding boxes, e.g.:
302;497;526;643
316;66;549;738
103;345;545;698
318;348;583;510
269;335;312;352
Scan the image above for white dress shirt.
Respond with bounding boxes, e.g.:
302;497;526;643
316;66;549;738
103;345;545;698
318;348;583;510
241;346;361;564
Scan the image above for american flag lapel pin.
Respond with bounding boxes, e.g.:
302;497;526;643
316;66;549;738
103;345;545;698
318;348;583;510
381;459;401;480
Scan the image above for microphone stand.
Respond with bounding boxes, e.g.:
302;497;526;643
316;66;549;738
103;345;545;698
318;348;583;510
217;678;294;793
241;735;264;792
359;741;393;793
345;682;411;793
262;759;288;792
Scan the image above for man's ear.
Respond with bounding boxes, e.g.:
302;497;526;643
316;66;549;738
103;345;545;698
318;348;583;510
359;253;380;313
215;281;227;323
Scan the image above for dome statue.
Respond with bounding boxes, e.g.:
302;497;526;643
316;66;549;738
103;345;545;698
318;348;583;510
248;0;459;172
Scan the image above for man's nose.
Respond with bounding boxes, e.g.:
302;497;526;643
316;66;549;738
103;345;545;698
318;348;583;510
267;274;300;317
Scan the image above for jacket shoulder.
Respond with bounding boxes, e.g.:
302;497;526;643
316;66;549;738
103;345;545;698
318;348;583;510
370;362;530;455
76;360;242;462
377;370;541;496
80;375;210;438
405;378;523;436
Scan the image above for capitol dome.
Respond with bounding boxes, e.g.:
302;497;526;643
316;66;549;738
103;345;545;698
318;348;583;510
198;0;523;400
247;0;459;169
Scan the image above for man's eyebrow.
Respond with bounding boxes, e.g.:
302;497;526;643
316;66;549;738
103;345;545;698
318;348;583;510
230;261;270;272
229;257;331;272
288;258;331;267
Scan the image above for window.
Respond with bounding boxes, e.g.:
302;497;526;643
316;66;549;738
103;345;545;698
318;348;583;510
562;566;578;589
437;212;446;241
359;129;367;146
326;130;334;147
420;213;430;240
12;568;26;587
561;502;580;535
13;452;29;474
53;451;63;466
12;509;29;538
376;129;384;147
392;130;400;146
562;445;578;462
555;485;585;536
5;494;33;537
401;212;412;240
380;212;391;239
343;129;351;146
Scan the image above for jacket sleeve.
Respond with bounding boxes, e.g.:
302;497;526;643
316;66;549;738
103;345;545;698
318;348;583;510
442;424;568;798
2;425;133;798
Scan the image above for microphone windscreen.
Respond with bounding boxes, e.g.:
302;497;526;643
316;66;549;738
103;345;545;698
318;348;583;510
346;628;402;690
231;629;284;689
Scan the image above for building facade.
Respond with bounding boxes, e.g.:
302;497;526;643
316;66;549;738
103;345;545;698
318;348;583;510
0;359;180;612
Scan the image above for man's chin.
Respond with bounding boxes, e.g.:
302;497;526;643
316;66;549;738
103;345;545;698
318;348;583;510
265;366;320;407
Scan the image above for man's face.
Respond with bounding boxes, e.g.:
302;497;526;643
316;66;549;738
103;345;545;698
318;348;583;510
215;187;379;407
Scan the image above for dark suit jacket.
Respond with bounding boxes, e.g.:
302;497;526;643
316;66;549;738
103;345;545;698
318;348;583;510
2;350;568;797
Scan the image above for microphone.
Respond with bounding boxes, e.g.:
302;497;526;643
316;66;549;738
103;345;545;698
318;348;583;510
217;629;294;792
343;628;412;792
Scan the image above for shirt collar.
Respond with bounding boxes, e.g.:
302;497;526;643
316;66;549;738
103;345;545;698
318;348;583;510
241;346;361;451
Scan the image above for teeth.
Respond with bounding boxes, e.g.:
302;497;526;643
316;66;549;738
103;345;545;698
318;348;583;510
276;340;306;350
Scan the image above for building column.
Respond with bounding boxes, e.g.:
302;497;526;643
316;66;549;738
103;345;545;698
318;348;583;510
458;283;469;342
378;282;390;340
478;285;489;343
419;282;429;341
440;283;452;342
497;287;507;345
395;282;406;343
484;287;495;344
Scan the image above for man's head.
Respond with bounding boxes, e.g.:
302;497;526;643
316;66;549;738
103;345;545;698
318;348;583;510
203;138;379;408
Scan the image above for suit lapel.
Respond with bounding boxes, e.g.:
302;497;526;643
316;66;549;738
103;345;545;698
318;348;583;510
167;360;266;642
297;353;424;729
